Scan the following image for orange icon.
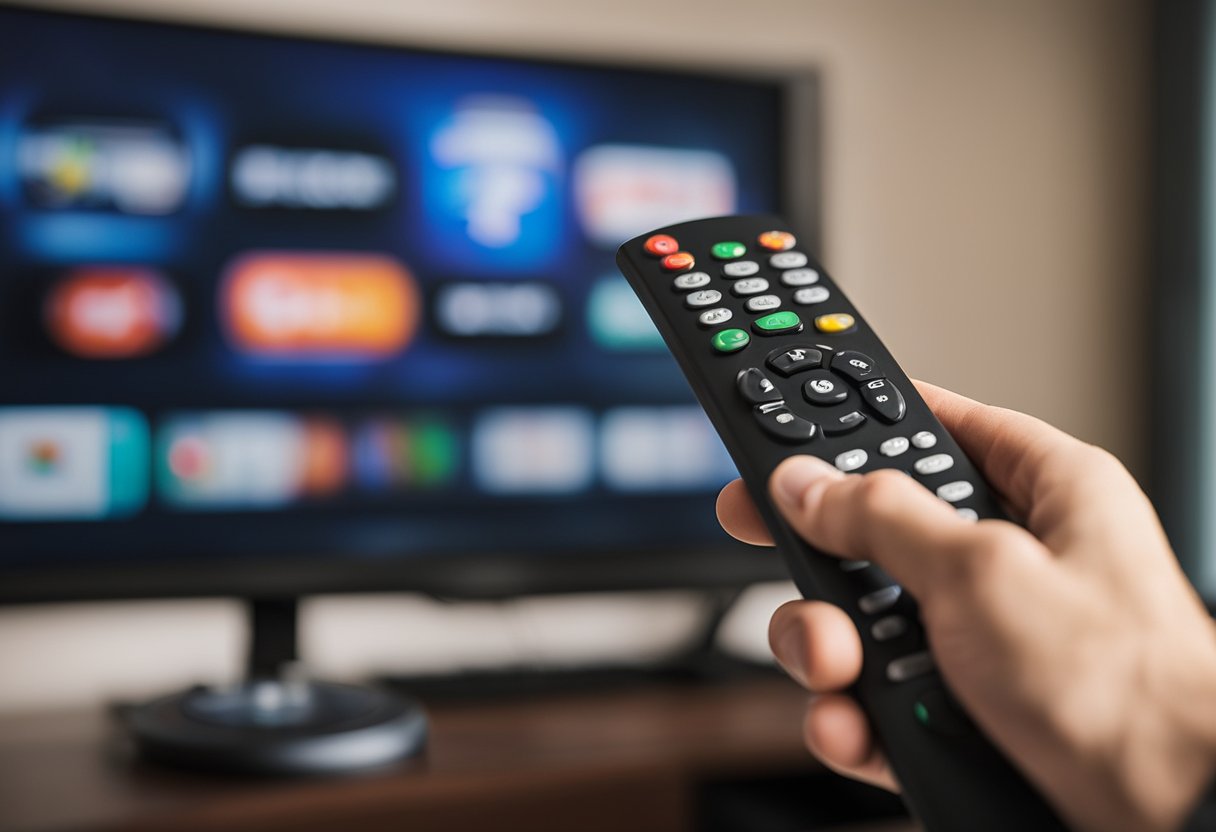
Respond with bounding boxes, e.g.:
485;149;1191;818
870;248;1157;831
45;267;181;359
757;230;796;252
221;253;419;358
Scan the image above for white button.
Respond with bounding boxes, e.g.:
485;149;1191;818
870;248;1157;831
723;261;759;278
887;651;935;682
793;286;830;305
859;585;901;615
911;431;937;449
686;289;722;308
781;268;819;287
698;307;732;327
770;252;808;269
840;559;870;572
936;481;974;503
835;448;868;472
870;615;908;642
745;294;781;312
956;507;979;522
914;453;954;476
879;436;909;457
672;271;710;291
731;277;770;296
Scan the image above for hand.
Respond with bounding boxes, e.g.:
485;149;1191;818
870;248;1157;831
717;381;1216;832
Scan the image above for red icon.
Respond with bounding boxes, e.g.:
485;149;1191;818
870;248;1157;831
45;267;181;359
643;234;679;257
660;251;695;272
757;230;796;252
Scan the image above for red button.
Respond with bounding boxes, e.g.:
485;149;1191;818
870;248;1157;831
644;234;680;257
660;251;695;271
758;230;796;252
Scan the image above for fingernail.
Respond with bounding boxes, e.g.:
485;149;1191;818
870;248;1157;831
771;455;838;509
772;619;808;686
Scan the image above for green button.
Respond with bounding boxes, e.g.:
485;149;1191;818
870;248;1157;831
753;311;803;333
914;700;931;726
711;241;747;260
711;328;750;353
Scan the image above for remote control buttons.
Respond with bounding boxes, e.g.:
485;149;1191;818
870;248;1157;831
745;294;781;313
802;370;848;405
956;507;979;522
793;286;830;305
815;312;856;334
860;378;906;423
914;453;954;476
672;271;710;291
736;367;782;404
698;307;733;328
835;448;868;472
731;277;769;296
831;350;882;383
911;431;937;449
711;241;746;259
661;251;695;271
644;234;679;256
711;328;750;353
879;436;910;457
770;251;808;269
766;345;823;376
723;260;760;278
757;230;796;251
685;289;722;308
823;410;867;435
859;585;901;614
888;651;935;683
754;401;817;442
871;615;909;642
781;268;819;287
937;481;974;503
752;310;803;335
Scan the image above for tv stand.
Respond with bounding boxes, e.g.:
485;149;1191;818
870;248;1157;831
119;597;427;776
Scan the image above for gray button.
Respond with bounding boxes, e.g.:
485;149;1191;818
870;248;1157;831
686;289;722;308
956;507;979;522
731;277;770;296
835;448;868;472
914;453;954;475
673;271;710;291
793;286;830;305
936;480;975;503
911;431;937;449
840;559;870;572
858;585;901;615
723;260;760;278
871;615;908;642
781;268;820;287
887;651;935;682
879;436;909;457
698;307;733;327
745;294;782;313
770;252;808;269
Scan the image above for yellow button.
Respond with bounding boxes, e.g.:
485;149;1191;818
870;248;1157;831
815;313;855;333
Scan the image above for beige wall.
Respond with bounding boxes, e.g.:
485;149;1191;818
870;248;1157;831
0;0;1151;713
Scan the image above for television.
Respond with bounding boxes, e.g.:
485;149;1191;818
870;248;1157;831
0;5;817;772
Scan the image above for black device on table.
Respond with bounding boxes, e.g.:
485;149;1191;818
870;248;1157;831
616;214;1066;831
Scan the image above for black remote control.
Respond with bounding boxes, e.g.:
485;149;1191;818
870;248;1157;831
616;215;1066;831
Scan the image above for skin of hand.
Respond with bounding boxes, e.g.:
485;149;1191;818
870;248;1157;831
716;381;1216;832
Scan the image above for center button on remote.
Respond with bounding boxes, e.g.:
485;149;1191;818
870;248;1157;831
802;370;848;405
736;368;783;404
754;401;817;443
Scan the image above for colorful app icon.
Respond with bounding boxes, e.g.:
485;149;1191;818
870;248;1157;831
573;144;737;248
17;120;191;215
600;406;737;492
230;144;397;211
220;253;420;360
433;282;562;338
0;407;148;520
300;418;349;497
472;408;594;495
586;275;665;351
44;266;181;359
353;417;459;491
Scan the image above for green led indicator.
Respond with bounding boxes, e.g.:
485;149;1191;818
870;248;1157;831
914;700;931;726
711;241;747;260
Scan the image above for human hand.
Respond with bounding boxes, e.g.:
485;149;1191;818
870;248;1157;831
716;381;1216;832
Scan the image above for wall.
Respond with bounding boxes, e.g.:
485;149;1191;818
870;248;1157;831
0;0;1151;713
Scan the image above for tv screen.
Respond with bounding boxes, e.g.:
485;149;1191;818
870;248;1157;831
0;7;808;600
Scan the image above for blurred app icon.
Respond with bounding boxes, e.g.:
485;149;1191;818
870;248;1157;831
230;144;397;210
472;408;594;495
44;266;182;359
17;120;191;215
0;407;148;520
586;275;665;351
220;253;420;359
425;95;564;268
600;407;736;492
573;145;736;248
353;417;459;491
159;412;309;509
433;282;562;338
300;418;349;497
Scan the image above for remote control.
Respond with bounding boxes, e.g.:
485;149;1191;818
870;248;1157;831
616;215;1066;831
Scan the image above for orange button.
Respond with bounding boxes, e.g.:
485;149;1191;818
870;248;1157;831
758;230;796;252
45;266;181;359
660;251;695;271
644;234;679;257
221;253;419;358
